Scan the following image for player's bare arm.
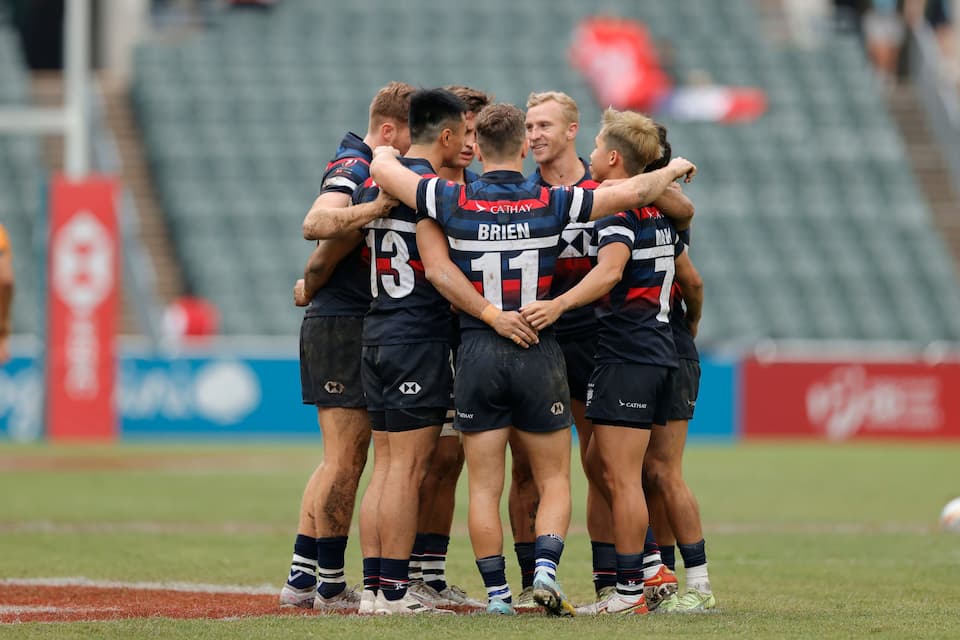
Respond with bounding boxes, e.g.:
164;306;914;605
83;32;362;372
589;157;696;221
368;146;421;210
653;183;694;230
417;219;538;348
520;242;630;331
293;233;363;306
302;191;398;240
0;228;13;364
674;249;704;337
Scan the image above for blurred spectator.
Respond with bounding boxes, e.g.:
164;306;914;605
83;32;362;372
163;295;219;344
863;0;907;85
0;223;13;364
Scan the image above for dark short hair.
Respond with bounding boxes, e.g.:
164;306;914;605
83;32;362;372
409;88;467;144
644;123;672;173
476;103;526;161
445;85;493;114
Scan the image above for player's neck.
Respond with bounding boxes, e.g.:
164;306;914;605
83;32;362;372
405;144;443;172
482;159;523;174
539;151;584;186
437;166;466;184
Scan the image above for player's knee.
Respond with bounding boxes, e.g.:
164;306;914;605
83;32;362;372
429;442;464;480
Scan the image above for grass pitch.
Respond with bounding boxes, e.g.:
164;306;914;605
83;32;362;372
0;441;958;638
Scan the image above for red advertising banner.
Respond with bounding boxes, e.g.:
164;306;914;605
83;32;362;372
743;358;960;440
46;175;118;441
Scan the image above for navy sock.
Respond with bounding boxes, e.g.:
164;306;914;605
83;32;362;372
591;541;617;592
423;533;450;593
643;527;660;556
534;534;564;580
362;557;381;594
477;555;512;603
661;544;676;572
615;552;645;597
287;534;318;590
380;558;410;601
514;542;536;589
678;539;707;569
642;527;662;579
316;536;348;598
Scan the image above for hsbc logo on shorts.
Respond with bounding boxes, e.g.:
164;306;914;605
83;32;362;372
324;381;345;395
550;402;564;416
399;381;422;395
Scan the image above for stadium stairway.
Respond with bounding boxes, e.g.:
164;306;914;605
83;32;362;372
29;72;184;335
888;84;960;271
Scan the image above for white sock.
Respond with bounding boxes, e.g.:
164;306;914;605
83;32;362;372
685;563;710;593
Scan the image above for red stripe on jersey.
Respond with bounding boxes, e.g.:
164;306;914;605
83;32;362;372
626;286;661;304
579;179;601;190
375;257;393;272
501;276;553;296
409;259;425;273
471;281;483;294
458;186;551;212
326;156;370;171
640;206;663;220
360;246;371;265
555;257;593;279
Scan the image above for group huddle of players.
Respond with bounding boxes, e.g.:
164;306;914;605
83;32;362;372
278;82;716;616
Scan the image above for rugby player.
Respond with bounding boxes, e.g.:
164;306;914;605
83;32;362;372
279;81;413;611
512;91;693;607
349;88;467;615
0;222;13;364
641;124;715;613
370;102;695;616
521;108;703;615
404;86;491;608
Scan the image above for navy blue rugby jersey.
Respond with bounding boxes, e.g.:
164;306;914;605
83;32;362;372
593;206;683;367
415;170;594;332
669;226;699;362
305;132;373;318
354;157;454;345
532;161;600;342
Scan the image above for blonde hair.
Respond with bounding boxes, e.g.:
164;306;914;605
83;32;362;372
599;108;661;176
445;85;493;114
526;91;580;125
369;81;415;124
476;103;526;160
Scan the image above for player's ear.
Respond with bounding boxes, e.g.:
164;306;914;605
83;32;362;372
608;149;619;167
520;138;529;160
381;121;395;144
567;121;579;140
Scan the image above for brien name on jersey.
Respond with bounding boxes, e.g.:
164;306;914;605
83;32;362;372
415;170;595;331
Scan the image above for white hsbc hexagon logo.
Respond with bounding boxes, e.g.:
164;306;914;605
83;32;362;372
399;381;421;395
324;381;344;394
551;402;564;415
53;212;114;311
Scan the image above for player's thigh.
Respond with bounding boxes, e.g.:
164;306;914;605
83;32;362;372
462;428;510;495
300;315;365;408
316;406;371;463
592;423;650;485
511;427;572;483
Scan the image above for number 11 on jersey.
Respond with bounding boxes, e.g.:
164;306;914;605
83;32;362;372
470;251;539;308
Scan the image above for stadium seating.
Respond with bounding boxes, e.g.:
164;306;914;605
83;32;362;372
0;16;43;334
131;0;960;342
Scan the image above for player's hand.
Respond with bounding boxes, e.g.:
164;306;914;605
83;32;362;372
374;189;399;215
686;317;700;338
519;300;563;331
373;145;401;158
669;157;697;183
293;279;309;307
491;311;539;348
